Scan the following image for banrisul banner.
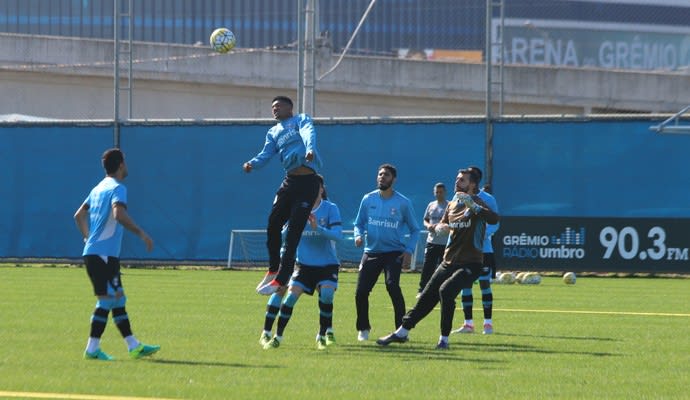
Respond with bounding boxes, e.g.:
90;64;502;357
495;217;690;273
492;18;690;71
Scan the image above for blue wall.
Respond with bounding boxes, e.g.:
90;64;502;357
1;119;688;261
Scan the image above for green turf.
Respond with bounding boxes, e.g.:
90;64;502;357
1;266;688;400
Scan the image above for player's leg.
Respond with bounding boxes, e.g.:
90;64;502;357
355;253;383;340
260;180;293;290
418;243;441;297
105;258;159;359
260;287;286;346
316;266;338;348
382;251;406;329
265;286;304;349
377;263;455;346
274;175;320;286
439;264;481;348
480;253;496;334
458;285;475;333
83;255;115;361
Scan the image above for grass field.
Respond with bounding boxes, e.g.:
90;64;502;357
1;266;689;400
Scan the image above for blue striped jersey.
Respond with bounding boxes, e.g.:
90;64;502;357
294;199;343;267
82;177;126;257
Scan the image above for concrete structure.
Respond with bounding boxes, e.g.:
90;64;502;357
0;33;688;120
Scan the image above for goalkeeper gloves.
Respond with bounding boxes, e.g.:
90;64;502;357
458;193;482;214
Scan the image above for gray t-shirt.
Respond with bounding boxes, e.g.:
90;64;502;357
424;200;449;245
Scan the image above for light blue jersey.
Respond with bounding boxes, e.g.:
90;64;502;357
282;200;342;266
354;190;421;254
478;190;499;253
247;114;322;173
82;177;127;257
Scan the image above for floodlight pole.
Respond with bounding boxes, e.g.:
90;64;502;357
113;0;133;148
297;0;304;114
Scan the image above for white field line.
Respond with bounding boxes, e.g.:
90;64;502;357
0;391;180;400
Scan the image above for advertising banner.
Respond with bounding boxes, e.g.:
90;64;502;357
495;217;690;273
492;18;690;71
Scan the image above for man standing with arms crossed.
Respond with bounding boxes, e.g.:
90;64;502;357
353;164;421;341
243;96;322;296
416;182;449;299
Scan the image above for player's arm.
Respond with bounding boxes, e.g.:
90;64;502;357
317;204;343;241
243;132;277;172
470;196;500;225
423;204;435;232
435;203;451;234
74;202;90;241
403;200;421;255
112;203;154;252
299;115;316;161
353;197;367;247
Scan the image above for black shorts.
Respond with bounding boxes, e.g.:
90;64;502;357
479;252;496;280
289;264;339;295
84;255;123;296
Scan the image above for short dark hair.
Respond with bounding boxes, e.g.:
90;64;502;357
316;174;328;200
272;96;293;107
459;166;482;184
378;163;397;178
434;182;446;190
102;148;124;175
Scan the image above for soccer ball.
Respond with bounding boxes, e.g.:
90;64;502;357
563;272;577;284
210;27;236;53
522;272;542;285
498;271;516;284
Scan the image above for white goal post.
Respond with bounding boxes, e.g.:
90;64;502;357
227;229;427;270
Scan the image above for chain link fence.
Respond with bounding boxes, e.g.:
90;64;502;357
0;0;688;118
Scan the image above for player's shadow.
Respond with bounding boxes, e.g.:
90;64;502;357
338;343;505;363
340;339;619;358
147;358;282;369
497;332;620;342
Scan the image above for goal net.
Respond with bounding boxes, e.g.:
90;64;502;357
227;229;427;270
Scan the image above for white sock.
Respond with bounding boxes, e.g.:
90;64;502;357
124;335;140;351
263;330;272;336
275;335;283;342
465;320;474;326
394;327;409;337
86;337;100;353
484;319;492;325
439;335;449;343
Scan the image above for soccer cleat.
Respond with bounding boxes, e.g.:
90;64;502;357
357;330;369;341
257;279;281;296
483;323;493;335
263;337;281;350
435;340;449;350
452;324;475;334
129;343;160;359
84;349;115;361
325;332;336;346
376;332;409;346
256;271;277;292
259;332;271;346
316;337;327;350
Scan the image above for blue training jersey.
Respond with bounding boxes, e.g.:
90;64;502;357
283;200;343;266
478;190;499;253
81;177;127;257
353;190;421;254
247;113;322;173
